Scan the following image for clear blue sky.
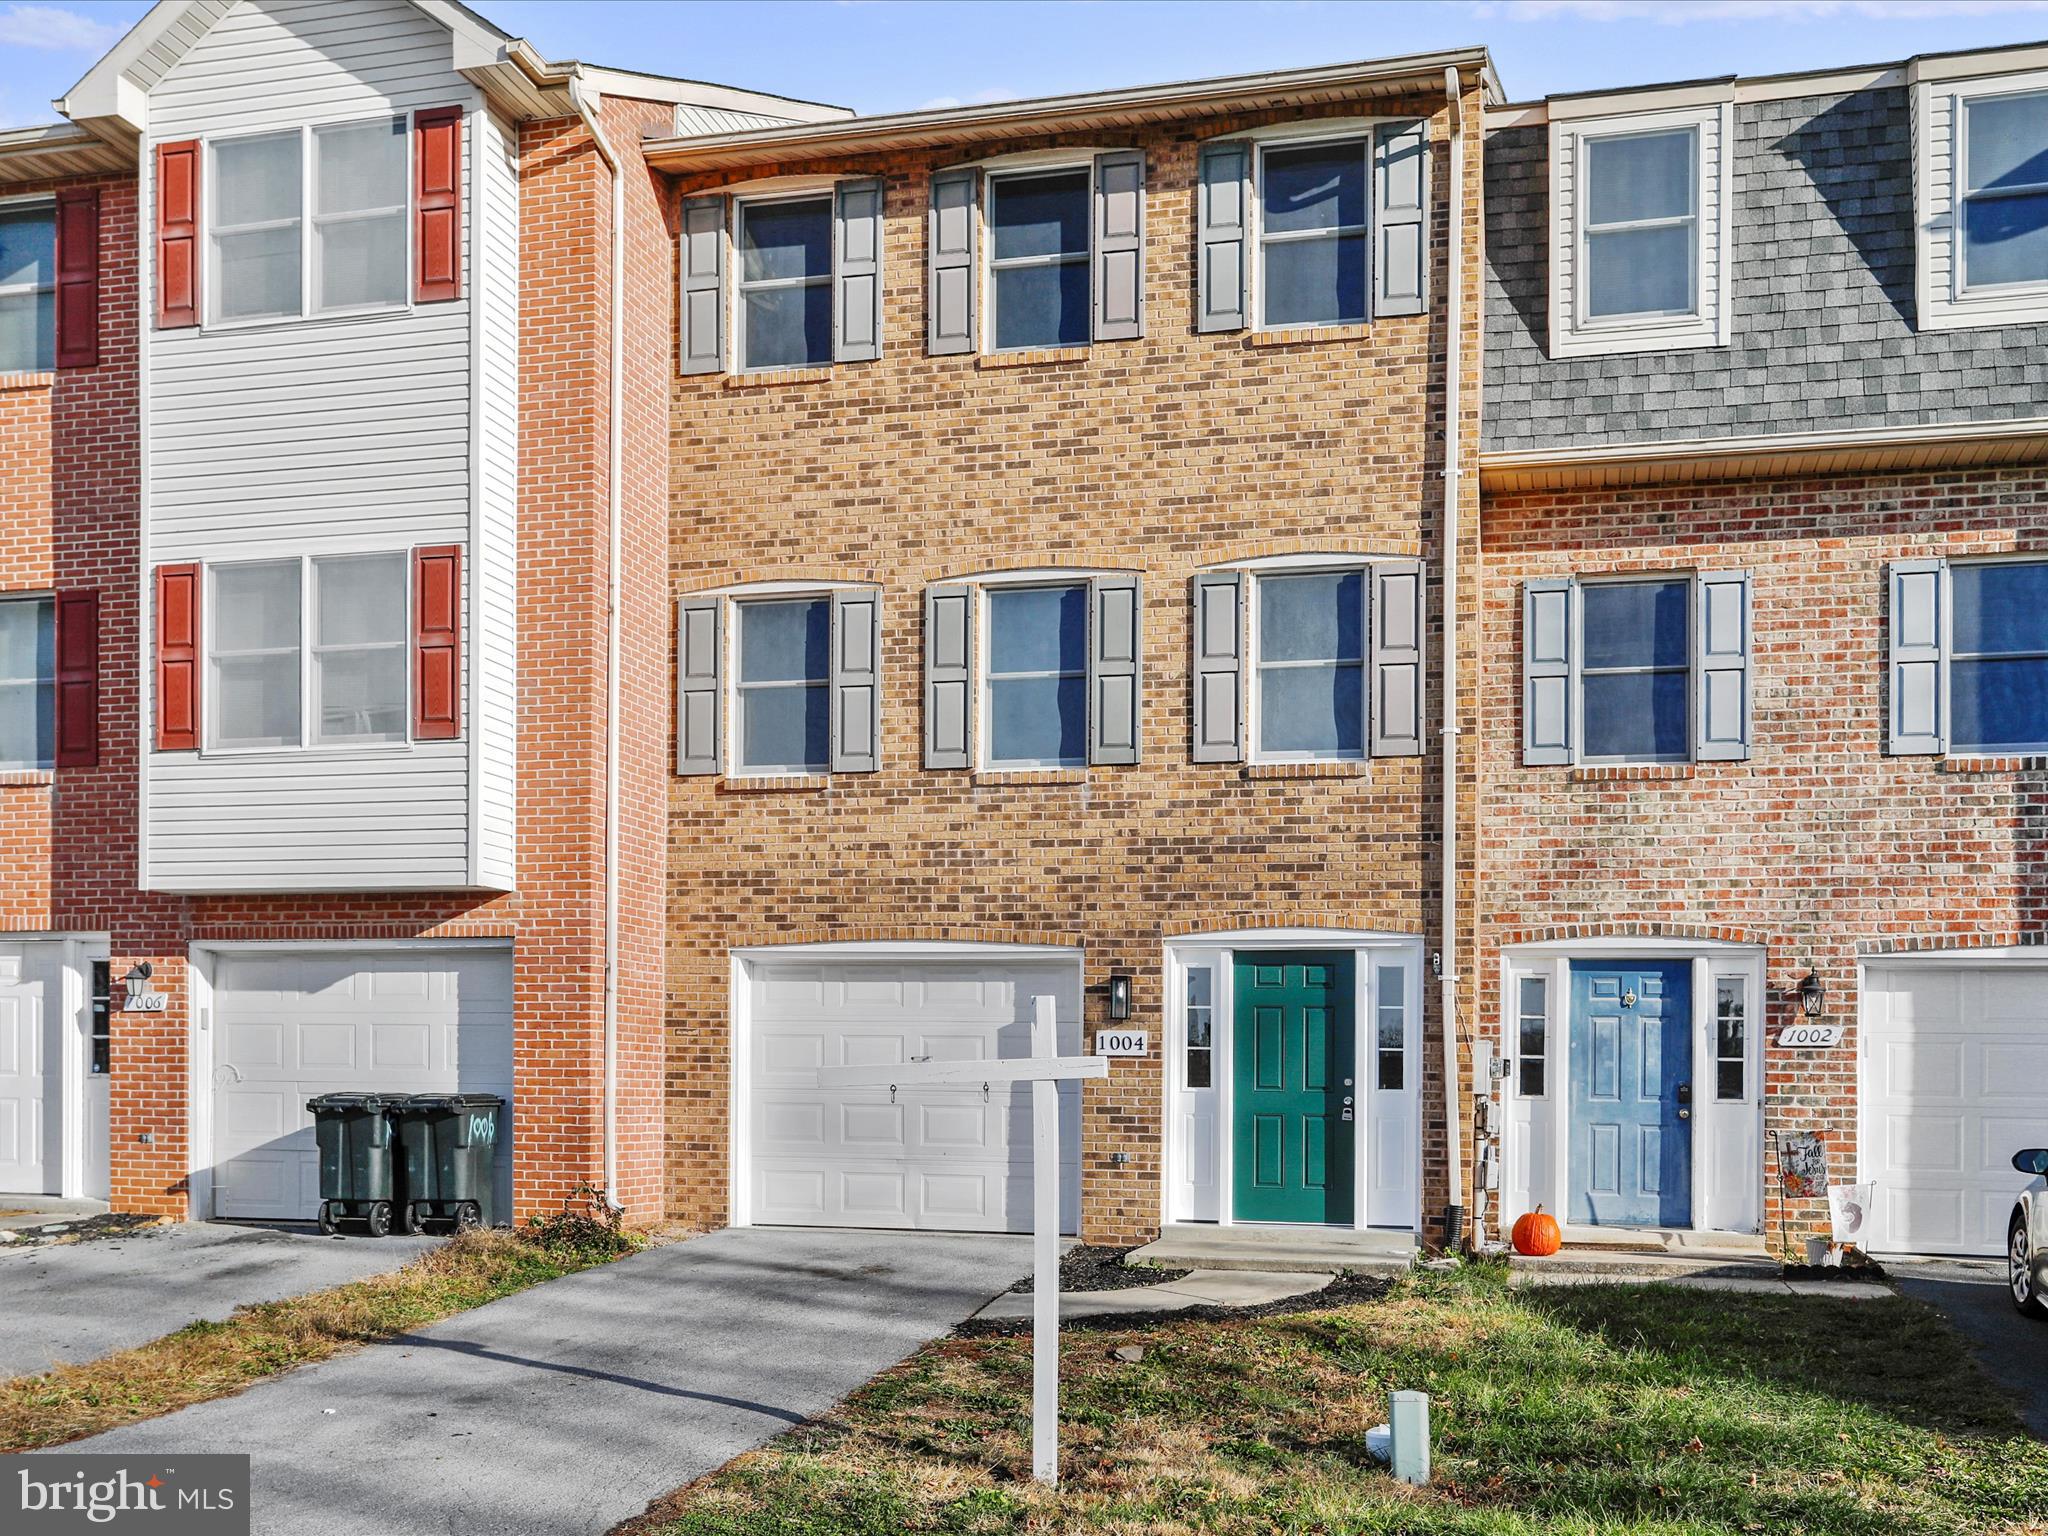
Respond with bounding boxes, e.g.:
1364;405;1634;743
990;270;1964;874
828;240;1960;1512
4;1;2048;126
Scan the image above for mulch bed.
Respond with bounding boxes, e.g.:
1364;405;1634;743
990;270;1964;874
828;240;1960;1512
1780;1255;1889;1282
1008;1244;1191;1295
964;1268;1393;1338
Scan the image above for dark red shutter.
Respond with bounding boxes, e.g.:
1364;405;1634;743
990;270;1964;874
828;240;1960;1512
413;108;462;303
53;188;100;369
155;564;200;752
413;545;461;740
54;591;99;767
156;141;200;328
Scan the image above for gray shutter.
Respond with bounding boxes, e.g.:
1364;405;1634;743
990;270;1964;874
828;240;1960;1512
833;178;884;363
1092;150;1144;342
924;583;973;767
679;195;726;376
1694;569;1752;762
676;597;722;775
1197;142;1249;333
1191;571;1243;762
927;168;978;355
1523;578;1574;766
1370;560;1424;757
831;587;881;773
1373;120;1428;318
1888;558;1946;755
1088;574;1141;764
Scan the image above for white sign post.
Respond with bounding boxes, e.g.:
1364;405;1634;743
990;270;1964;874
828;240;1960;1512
815;994;1105;1486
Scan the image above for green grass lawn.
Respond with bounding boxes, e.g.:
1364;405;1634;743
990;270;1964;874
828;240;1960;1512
638;1265;2048;1536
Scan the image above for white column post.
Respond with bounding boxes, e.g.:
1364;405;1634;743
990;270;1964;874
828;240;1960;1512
1031;991;1060;1486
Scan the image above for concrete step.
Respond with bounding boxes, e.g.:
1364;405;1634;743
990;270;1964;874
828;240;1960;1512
1129;1224;1415;1276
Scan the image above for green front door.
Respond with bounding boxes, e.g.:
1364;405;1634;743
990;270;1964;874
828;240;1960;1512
1232;951;1354;1225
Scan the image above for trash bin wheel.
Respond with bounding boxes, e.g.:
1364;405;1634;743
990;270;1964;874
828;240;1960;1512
400;1202;426;1236
366;1201;394;1238
455;1201;482;1233
316;1201;339;1237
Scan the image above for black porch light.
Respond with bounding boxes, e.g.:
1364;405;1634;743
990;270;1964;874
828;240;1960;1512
1107;974;1132;1021
1799;969;1825;1019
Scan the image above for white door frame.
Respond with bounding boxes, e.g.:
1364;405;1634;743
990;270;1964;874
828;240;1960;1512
727;940;1085;1229
1857;947;2048;1257
1160;928;1424;1235
0;933;106;1200
184;937;515;1221
1498;936;1765;1241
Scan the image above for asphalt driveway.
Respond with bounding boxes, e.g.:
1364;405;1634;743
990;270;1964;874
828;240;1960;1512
0;1222;440;1379
77;1225;1030;1536
1894;1258;2048;1437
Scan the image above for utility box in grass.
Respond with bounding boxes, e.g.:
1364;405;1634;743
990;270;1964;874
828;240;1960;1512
393;1093;504;1234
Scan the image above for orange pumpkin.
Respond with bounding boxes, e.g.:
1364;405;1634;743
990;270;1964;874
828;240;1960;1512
1511;1206;1562;1257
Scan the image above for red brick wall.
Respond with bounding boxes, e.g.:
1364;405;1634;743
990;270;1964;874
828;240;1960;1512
1477;464;2048;1249
664;88;1486;1244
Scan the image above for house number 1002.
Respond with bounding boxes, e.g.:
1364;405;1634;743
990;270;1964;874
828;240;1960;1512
1778;1022;1843;1049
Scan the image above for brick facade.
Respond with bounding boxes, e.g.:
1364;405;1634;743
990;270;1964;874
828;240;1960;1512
1476;464;2048;1247
662;87;1485;1246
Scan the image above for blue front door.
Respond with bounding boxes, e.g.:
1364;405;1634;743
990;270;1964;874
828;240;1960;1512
1568;962;1692;1228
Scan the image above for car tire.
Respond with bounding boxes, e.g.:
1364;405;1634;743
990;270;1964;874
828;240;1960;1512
2011;1214;2047;1319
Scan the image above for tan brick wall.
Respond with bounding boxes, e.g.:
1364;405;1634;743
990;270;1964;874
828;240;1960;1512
1476;464;2048;1252
665;89;1486;1244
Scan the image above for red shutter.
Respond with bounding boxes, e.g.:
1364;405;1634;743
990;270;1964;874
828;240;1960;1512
53;591;99;767
156;140;200;328
413;545;461;740
155;564;200;752
53;188;100;369
413;107;462;304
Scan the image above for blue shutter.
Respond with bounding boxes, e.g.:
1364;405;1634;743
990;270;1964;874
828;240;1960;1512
1370;560;1424;756
676;597;722;775
1523;579;1574;766
1372;121;1428;318
1191;571;1243;762
831;587;880;772
1197;142;1249;333
1888;558;1946;755
1694;569;1752;762
679;195;726;376
927;168;978;355
833;178;884;363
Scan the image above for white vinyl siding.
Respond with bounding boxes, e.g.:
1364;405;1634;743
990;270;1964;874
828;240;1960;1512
1548;102;1730;358
1916;69;2048;330
142;0;509;894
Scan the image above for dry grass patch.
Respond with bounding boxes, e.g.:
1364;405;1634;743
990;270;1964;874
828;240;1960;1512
0;1219;636;1452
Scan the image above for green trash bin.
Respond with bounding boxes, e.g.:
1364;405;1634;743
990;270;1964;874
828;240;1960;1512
306;1092;401;1237
393;1093;504;1235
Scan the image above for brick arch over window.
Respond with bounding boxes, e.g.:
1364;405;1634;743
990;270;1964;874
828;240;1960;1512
1857;932;2048;958
1493;921;1763;949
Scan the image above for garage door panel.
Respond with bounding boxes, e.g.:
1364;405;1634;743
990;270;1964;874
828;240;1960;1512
367;1020;432;1072
841;1101;903;1149
1865;965;2046;1255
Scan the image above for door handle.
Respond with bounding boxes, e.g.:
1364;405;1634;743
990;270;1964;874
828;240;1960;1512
1677;1108;1691;1121
1342;1096;1354;1106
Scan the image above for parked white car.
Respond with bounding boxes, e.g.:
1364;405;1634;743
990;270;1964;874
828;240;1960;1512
2013;1150;2048;1318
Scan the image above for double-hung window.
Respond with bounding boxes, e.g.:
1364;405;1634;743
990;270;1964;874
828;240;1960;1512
1259;139;1369;329
0;201;55;371
1522;570;1753;766
1190;560;1424;765
210;116;407;325
988;170;1090;351
0;595;53;770
1890;556;2048;755
1549;105;1726;356
737;196;833;370
985;584;1088;768
1923;74;2048;326
734;596;830;773
208;554;409;751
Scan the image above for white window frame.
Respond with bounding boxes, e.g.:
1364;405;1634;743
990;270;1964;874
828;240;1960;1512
0;591;54;771
1942;553;2048;756
1253;131;1373;334
0;194;56;373
1574;571;1695;767
1547;102;1730;358
202;113;416;332
726;588;833;776
1917;68;2048;330
977;577;1091;771
733;189;834;374
1245;562;1370;765
981;161;1093;355
202;551;414;756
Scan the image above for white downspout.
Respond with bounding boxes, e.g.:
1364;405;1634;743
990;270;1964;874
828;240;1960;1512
570;75;626;1210
1439;65;1467;1251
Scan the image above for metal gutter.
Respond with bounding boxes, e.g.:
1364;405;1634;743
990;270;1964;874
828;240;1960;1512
1439;66;1466;1254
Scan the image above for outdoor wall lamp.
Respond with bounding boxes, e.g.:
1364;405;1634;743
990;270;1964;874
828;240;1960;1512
1107;974;1132;1021
1799;970;1825;1019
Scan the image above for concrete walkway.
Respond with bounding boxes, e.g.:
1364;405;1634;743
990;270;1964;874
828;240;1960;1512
78;1226;1029;1536
0;1222;441;1379
974;1267;1332;1321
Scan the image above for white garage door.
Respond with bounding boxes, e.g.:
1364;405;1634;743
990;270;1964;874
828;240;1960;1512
209;948;514;1221
1862;964;2048;1256
745;954;1081;1233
